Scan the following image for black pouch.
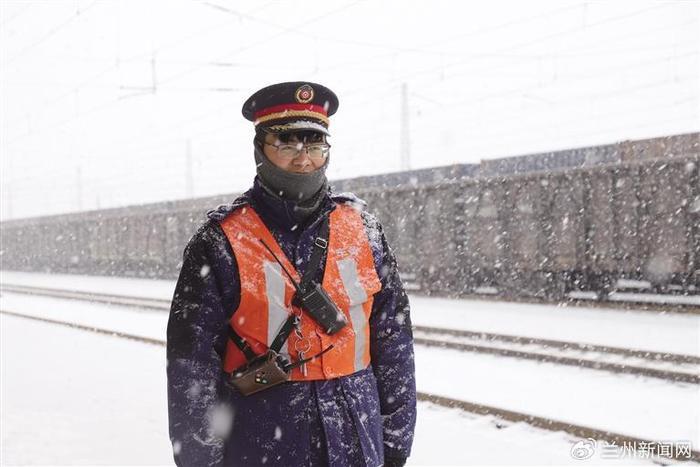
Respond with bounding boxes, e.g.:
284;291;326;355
295;282;347;335
228;350;289;396
259;216;347;335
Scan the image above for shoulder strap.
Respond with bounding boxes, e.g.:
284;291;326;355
300;215;330;288
227;327;257;361
269;314;299;353
228;214;331;362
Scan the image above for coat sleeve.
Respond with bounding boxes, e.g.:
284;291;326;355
363;211;417;462
166;222;239;467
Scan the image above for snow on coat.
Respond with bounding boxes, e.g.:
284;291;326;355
167;177;417;466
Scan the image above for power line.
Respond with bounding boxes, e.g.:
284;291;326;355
200;0;584;59
345;46;698;117
312;75;700;158
436;51;699;109
5;112;696;221
464;114;700;163
11;76;693;188
1;1;277;133
2;1;697;179
8;54;695;175
0;1;585;78
3;48;695;159
423;2;584;49
2;82;243;147
340;2;683;99
157;0;365;87
3;1;693;138
6;4;693;147
0;3;32;29
2;0;367;145
2;0;99;67
409;90;698;147
316;12;697;84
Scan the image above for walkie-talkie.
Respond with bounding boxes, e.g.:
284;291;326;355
259;239;347;335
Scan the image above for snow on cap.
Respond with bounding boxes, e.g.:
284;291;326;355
242;81;339;136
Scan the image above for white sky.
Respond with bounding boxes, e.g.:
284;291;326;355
1;0;698;221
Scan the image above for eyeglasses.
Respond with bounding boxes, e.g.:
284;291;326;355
263;142;331;160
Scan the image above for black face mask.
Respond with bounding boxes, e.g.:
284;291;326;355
253;140;329;203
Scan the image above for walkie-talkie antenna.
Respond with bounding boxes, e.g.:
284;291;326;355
259;239;303;293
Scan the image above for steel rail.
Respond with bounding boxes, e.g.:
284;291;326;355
2;283;698;383
2;308;697;463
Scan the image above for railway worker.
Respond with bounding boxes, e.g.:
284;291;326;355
166;81;416;467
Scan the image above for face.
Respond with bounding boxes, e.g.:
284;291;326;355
262;132;328;174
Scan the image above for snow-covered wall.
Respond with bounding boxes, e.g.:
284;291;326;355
1;134;698;299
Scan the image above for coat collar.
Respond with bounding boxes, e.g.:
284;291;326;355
249;176;330;232
207;178;367;231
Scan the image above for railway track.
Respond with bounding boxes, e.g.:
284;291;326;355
3;281;698;314
0;283;171;311
1;308;697;463
414;327;700;385
424;289;700;315
2;283;698;384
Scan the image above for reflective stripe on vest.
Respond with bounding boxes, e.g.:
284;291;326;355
219;204;382;381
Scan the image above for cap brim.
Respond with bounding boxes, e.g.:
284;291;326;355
262;120;330;136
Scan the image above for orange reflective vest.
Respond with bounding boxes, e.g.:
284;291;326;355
219;204;382;381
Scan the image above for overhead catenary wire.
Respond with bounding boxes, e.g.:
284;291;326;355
3;1;371;145
83;50;700;153
343;42;698;119
3;50;695;153
4;10;695;148
0;3;32;29
4;62;695;191
2;1;685;137
330;96;698;177
6;90;695;211
0;1;277;134
316;12;697;86
1;1;698;220
156;0;366;88
403;94;699;164
3;1;369;146
341;2;686;101
2;0;99;68
198;0;583;59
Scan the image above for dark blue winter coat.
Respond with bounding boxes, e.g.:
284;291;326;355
167;177;417;466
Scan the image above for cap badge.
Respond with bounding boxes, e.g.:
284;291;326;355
295;84;314;104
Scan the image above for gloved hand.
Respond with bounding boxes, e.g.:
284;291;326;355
384;456;407;467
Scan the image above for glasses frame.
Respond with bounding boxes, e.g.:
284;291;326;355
262;141;331;161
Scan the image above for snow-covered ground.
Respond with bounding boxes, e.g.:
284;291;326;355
1;271;699;465
1;313;670;466
0;270;176;301
409;296;700;357
3;270;699;356
417;346;698;445
1;314;172;465
2;289;697;447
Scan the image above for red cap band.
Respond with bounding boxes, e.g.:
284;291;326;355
254;103;328;120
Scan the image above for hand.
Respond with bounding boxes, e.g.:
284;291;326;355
384;456;407;467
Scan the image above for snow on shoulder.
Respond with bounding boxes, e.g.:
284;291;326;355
330;191;367;212
206;197;250;222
